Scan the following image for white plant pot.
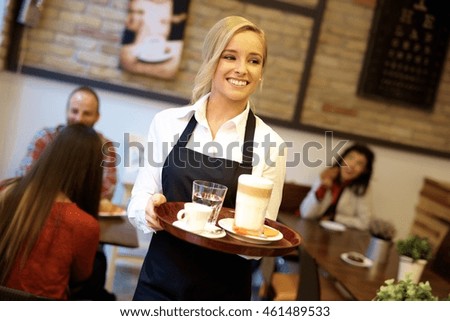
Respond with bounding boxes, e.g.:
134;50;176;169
397;255;427;283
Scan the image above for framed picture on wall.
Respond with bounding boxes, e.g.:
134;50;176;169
357;0;450;109
119;0;191;80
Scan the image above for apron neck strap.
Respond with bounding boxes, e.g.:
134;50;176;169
177;113;197;147
241;110;255;168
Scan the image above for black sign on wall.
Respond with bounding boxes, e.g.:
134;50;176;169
358;0;450;110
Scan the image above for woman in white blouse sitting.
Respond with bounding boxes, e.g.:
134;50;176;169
300;143;375;230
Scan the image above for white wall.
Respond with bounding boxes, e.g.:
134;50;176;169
1;71;449;239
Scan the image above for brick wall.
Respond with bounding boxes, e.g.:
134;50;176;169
3;0;450;154
302;0;450;154
0;0;13;70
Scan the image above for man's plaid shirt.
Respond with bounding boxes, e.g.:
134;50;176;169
16;125;117;200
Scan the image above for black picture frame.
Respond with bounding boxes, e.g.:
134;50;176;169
357;0;450;110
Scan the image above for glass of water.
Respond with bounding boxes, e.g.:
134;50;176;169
192;180;228;232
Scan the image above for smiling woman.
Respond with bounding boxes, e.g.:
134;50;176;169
207;30;265;138
127;15;287;300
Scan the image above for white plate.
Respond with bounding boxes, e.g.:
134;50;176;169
320;220;347;232
137;51;172;64
99;210;127;217
340;251;373;268
217;218;283;245
172;220;226;239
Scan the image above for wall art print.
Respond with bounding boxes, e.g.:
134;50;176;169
119;0;191;80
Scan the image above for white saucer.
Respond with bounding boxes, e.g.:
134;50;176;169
172;220;226;239
320;220;347;232
340;251;373;268
217;218;283;245
99;210;126;217
137;51;172;64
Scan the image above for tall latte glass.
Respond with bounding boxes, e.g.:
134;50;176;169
234;174;273;235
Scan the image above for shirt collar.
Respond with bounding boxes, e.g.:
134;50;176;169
229;104;250;140
192;93;251;137
169;95;210;121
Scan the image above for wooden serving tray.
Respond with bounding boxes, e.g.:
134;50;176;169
155;202;302;257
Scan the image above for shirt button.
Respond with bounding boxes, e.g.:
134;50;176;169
208;146;218;155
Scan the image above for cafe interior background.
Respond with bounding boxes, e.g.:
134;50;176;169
0;0;449;245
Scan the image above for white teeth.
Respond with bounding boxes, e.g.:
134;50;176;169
228;79;247;86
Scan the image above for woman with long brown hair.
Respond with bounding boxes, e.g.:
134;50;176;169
0;124;103;299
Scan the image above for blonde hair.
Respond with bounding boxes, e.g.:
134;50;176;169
191;16;267;104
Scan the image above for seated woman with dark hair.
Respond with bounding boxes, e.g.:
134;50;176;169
0;124;103;300
300;143;375;230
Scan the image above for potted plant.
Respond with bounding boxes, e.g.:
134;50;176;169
374;277;438;301
365;218;397;264
396;235;432;283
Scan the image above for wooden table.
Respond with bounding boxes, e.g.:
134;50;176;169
99;215;139;248
278;212;450;300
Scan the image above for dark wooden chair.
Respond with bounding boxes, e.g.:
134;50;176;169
275;182;311;260
257;182;313;300
278;182;311;214
257;182;351;300
0;285;51;300
297;245;321;300
260;245;320;300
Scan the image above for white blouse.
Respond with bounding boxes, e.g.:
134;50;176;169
128;94;287;233
300;178;373;230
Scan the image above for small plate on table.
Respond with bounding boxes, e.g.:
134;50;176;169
99;210;127;217
340;251;373;268
218;218;283;245
320;220;347;232
172;220;226;239
99;199;126;217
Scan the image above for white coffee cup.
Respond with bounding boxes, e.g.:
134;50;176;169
234;174;274;235
138;35;167;61
176;202;212;231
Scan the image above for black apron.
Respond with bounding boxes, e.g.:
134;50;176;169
133;110;256;300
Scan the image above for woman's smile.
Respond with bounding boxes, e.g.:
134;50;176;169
227;78;248;87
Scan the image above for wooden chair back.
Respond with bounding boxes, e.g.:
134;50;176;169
279;182;311;214
0;285;51;300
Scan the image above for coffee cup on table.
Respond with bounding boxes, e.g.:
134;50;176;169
233;174;274;236
176;202;212;232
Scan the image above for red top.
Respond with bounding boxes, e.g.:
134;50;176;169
315;182;345;221
6;202;99;300
315;183;343;203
